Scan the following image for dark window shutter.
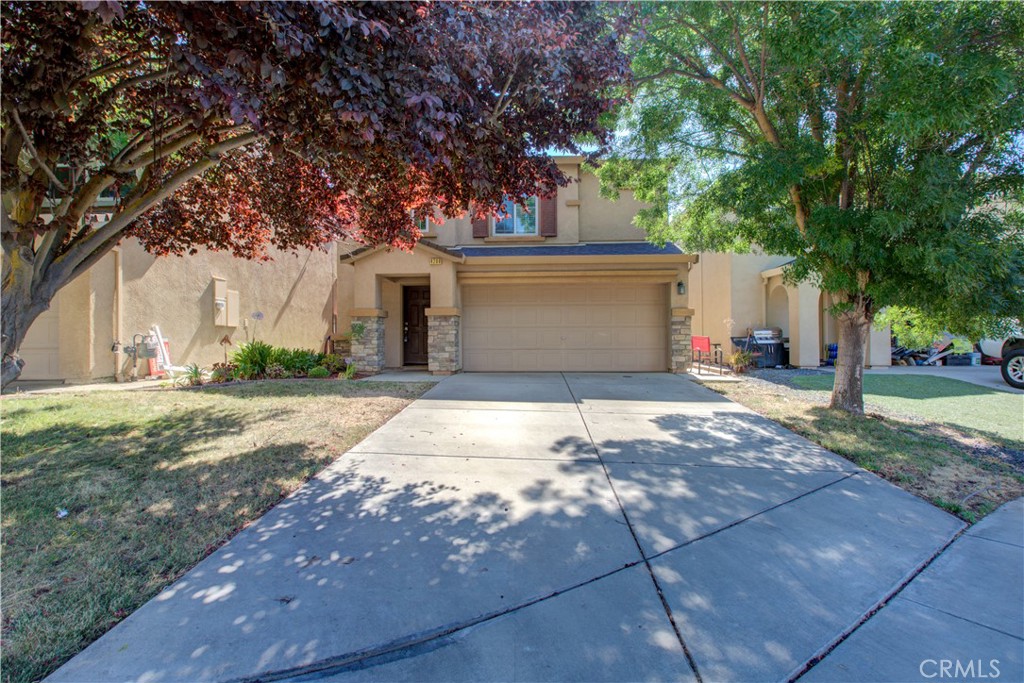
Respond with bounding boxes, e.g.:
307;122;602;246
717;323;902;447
539;194;557;236
471;209;488;238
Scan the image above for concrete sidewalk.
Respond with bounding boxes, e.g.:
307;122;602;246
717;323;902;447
49;373;971;683
803;498;1024;682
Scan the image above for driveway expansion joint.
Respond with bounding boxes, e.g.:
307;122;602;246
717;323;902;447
222;562;650;683
788;522;968;682
896;596;1024;641
965;532;1024;549
560;372;704;683
644;472;857;565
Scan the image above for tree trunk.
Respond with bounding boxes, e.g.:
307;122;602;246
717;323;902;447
829;296;872;414
1;244;55;388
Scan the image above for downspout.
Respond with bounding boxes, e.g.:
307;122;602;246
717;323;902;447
112;247;124;381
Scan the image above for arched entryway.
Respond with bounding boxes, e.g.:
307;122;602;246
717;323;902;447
766;284;789;337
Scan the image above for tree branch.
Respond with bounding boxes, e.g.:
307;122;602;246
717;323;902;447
7;107;67;192
676;13;755;101
112;117;195;166
115;130;205;172
962;141;992;182
488;67;519;124
51;132;260;281
722;1;760;102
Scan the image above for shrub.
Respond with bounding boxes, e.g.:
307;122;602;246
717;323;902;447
322;354;346;374
210;362;237;383
307;366;330;379
269;347;324;375
265;363;287;379
233;341;274;378
342;359;357;380
175;363;208;387
728;350;754;372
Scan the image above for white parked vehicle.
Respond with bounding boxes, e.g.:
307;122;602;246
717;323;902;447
979;336;1024;389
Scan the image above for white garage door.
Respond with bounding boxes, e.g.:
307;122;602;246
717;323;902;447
462;283;668;372
19;302;61;380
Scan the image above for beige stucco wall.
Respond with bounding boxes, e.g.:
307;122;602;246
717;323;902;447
426;162;648;247
21;239;339;382
688;252;733;345
57;268;98;381
116;240;337;375
577;173;648;242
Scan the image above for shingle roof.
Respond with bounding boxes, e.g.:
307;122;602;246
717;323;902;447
455;242;684;257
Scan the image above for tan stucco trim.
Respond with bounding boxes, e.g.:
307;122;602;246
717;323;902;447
341;241;464;264
483;235;547;244
349;308;388;318
671;307;696;318
461;254;697;266
425;307;461;317
459;269;678;285
564;199;582;207
760;263;791;279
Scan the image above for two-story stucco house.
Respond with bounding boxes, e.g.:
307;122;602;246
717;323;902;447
336;155;697;375
14;154;889;386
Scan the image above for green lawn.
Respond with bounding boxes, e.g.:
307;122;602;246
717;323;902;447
790;375;1024;446
0;380;431;683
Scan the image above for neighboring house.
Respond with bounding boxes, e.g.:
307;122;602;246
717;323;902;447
689;251;891;368
17;236;338;383
336;156;696;374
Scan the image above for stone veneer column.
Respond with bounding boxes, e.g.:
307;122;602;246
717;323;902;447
349;313;386;373
670;307;694;373
426;310;461;375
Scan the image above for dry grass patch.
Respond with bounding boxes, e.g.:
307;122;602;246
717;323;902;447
0;380;431;683
705;378;1023;523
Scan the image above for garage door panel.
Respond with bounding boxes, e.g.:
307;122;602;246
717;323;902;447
636;307;665;326
463;283;668;372
589;330;614;348
514;308;538;326
564;308;587;326
536;307;564;326
587;308;614;326
612;287;640;303
612;307;640;326
512;329;539;347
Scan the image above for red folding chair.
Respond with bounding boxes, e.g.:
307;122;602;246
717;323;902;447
692;335;723;374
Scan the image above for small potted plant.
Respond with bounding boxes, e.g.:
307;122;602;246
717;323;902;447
728;350;754;374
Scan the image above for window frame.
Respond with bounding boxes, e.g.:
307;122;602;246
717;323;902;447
410;210;438;236
493;196;539;236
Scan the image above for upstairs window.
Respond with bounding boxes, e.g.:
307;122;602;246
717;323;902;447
494;196;538;235
410;211;436;235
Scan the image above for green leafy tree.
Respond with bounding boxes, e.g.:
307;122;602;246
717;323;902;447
598;1;1024;412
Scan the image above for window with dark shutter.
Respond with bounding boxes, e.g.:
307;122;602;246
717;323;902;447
472;213;488;238
539;194;557;237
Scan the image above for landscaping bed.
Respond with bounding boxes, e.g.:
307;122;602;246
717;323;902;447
700;370;1024;522
0;379;431;683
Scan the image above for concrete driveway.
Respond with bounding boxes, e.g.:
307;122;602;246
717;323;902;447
50;373;967;683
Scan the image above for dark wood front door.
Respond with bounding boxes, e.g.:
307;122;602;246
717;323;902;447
403;286;430;365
